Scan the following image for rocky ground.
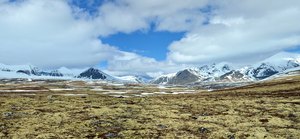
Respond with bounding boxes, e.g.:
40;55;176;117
0;76;299;139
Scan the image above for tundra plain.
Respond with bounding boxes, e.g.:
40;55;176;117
0;76;299;139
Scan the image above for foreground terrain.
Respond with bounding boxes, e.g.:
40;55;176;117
0;76;299;139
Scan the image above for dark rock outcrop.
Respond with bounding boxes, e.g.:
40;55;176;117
219;70;246;82
168;69;200;85
49;70;64;77
78;68;107;80
17;70;31;75
251;63;279;79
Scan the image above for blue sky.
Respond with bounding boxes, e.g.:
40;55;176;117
72;0;185;61
1;0;300;76
102;31;185;61
69;0;104;15
71;0;300;65
71;0;184;63
287;46;300;53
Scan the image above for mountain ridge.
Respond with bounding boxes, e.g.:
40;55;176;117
1;51;300;85
151;52;300;85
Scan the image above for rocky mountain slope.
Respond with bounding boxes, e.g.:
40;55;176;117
0;64;121;82
1;52;300;85
0;64;149;83
78;68;109;80
0;64;69;79
152;52;300;85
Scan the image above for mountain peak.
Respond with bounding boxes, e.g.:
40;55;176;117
262;52;300;64
78;68;108;80
151;52;300;85
214;62;234;71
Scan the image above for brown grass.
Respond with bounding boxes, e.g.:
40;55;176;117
0;76;299;138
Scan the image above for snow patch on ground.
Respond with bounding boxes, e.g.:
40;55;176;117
109;95;130;98
59;94;88;96
90;88;104;91
141;93;154;95
50;88;75;91
157;86;166;89
0;90;49;92
172;91;196;95
103;92;127;94
153;92;168;94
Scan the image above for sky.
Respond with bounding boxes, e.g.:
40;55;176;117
101;30;184;61
0;0;300;77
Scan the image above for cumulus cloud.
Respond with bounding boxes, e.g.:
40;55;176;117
96;0;300;73
95;0;209;35
106;51;187;76
167;0;300;65
0;0;120;68
1;0;300;76
0;0;184;76
0;0;209;75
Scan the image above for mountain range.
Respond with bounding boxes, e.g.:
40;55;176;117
151;52;300;85
1;52;300;85
0;64;150;83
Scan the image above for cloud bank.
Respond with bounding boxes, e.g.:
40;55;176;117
167;0;300;64
0;0;117;68
0;0;300;76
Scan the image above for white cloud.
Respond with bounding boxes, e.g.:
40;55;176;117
1;0;300;76
0;0;186;75
95;0;209;35
96;0;300;73
106;51;187;77
0;0;120;68
167;0;300;65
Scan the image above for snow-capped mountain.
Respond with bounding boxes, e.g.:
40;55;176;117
151;73;176;85
259;52;300;69
151;69;199;85
77;68;116;81
151;63;235;85
117;75;153;83
1;51;300;85
0;63;147;83
196;62;234;78
218;70;252;82
0;64;116;81
57;67;86;77
152;52;300;85
247;52;300;79
0;63;32;73
0;63;72;79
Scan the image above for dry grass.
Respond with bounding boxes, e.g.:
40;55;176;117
0;76;299;139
